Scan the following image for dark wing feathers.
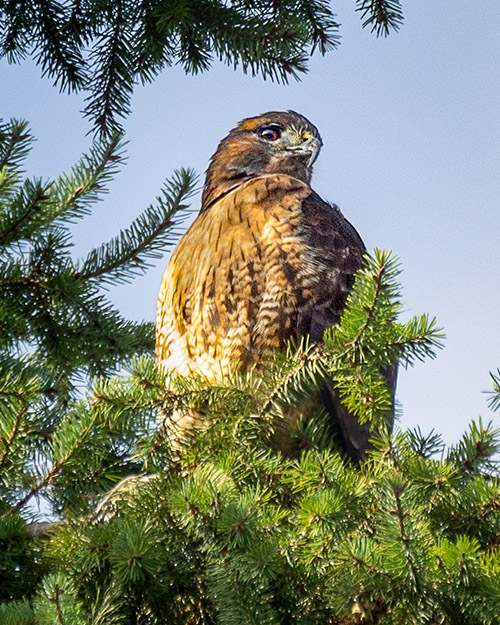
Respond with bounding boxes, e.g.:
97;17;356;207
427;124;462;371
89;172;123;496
297;192;365;342
299;191;396;462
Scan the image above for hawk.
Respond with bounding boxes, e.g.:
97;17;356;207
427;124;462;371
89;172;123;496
156;111;394;460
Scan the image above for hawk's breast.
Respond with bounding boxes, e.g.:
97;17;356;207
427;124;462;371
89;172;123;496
156;174;364;380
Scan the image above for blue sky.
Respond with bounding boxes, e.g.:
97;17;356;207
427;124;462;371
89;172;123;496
2;0;500;446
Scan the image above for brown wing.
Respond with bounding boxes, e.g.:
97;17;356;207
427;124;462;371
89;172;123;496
286;192;369;461
297;191;396;461
295;191;366;341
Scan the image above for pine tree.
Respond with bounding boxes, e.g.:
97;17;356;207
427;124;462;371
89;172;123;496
2;118;500;624
0;117;197;611
0;0;404;134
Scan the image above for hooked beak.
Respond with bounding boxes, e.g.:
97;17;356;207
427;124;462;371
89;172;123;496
290;134;322;168
303;136;322;167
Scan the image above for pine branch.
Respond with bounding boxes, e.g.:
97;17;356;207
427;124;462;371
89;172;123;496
0;129;125;247
132;0;175;84
297;0;341;54
486;369;500;412
326;249;402;365
0;118;33;173
406;427;445;458
389;314;445;368
0;355;50;476
253;251;442;431
2;243;154;382
356;0;404;36
447;419;500;476
47;292;155;375
89;584;126;625
83;3;136;136
32;0;87;91
348;257;391;354
388;476;421;593
0;402;27;471
0;178;54;247
0;600;35;624
258;338;327;420
0;120;43;246
34;574;84;625
3;0;389;133
1;401;101;519
48;585;66;625
76;168;197;286
0;0;32;61
196;0;338;82
48;132;125;224
197;4;320;82
92;366;163;415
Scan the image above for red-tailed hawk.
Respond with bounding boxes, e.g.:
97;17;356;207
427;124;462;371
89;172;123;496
156;111;394;460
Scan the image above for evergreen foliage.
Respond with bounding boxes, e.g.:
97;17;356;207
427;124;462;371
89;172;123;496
0;0;403;134
0;118;196;603
1;121;500;624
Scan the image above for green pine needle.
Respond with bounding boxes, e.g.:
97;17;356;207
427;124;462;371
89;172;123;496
77;167;197;286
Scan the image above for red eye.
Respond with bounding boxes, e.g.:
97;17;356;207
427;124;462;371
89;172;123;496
260;126;282;141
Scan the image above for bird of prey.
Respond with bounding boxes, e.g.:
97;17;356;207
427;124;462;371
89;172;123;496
156;111;394;460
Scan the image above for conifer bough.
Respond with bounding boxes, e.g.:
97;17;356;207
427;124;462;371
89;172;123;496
0;0;404;134
2;119;500;625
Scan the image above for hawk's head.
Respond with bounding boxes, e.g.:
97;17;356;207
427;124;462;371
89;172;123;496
202;111;322;210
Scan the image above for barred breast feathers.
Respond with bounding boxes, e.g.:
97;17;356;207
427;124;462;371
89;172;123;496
155;174;312;380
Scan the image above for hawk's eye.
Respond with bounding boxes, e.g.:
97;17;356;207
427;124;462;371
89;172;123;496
260;126;282;142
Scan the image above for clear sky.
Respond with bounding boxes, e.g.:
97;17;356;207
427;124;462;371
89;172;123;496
2;0;500;447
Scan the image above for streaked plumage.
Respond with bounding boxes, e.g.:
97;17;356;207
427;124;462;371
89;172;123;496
156;111;391;460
